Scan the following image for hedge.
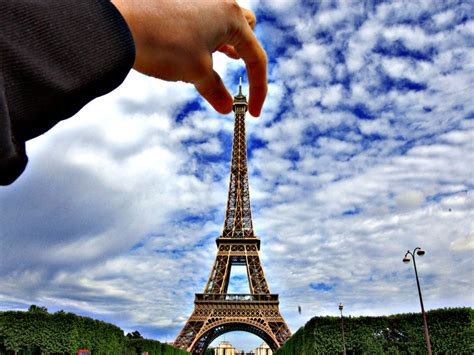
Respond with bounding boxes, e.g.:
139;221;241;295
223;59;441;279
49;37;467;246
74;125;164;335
124;338;188;355
0;308;188;355
275;307;473;355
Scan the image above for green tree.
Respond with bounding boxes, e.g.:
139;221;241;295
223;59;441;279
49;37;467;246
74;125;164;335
127;331;144;339
27;305;48;314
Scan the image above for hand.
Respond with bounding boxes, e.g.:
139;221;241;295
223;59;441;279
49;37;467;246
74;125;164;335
111;0;267;116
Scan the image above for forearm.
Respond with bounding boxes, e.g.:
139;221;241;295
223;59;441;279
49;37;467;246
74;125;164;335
0;0;135;184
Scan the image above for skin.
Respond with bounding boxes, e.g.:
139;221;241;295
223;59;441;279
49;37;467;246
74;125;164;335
110;0;267;117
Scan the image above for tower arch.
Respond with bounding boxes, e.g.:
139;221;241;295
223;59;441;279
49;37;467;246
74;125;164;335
190;321;279;353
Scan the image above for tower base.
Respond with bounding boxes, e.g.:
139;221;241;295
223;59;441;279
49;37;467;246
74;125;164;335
174;293;291;354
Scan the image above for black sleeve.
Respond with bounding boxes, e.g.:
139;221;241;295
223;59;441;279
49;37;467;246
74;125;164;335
0;0;136;185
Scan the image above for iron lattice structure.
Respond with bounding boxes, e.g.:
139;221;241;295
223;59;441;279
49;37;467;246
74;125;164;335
174;83;291;354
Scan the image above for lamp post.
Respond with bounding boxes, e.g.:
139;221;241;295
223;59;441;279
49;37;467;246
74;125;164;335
339;303;347;355
403;247;432;355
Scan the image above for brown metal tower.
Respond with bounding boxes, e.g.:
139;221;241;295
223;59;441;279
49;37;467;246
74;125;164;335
174;81;291;354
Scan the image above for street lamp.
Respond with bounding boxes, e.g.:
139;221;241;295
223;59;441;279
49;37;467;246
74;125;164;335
339;303;347;355
403;247;432;355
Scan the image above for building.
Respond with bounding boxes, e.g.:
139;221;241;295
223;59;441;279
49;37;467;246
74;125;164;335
254;342;272;355
214;341;236;355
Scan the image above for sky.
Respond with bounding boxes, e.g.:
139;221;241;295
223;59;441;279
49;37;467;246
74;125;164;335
1;0;473;352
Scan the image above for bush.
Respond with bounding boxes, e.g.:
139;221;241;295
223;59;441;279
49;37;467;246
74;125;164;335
275;307;473;355
0;308;188;355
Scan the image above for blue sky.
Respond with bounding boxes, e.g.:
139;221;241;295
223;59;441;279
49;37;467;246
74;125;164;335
1;0;473;352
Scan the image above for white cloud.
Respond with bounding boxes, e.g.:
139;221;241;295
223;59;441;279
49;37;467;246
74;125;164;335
358;118;390;136
260;0;299;13
382;25;430;50
395;190;425;210
321;84;343;107
450;233;474;251
433;9;456;28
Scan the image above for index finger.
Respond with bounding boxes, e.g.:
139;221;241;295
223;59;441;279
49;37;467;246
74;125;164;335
231;22;267;117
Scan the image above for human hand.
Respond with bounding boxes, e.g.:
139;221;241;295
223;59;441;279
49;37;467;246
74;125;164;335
110;0;267;116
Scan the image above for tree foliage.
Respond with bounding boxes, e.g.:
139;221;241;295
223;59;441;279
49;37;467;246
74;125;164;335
27;305;48;314
127;331;144;339
0;307;188;355
275;307;473;355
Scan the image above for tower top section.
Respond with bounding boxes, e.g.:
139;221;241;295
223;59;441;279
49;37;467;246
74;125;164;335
233;76;248;113
221;77;253;239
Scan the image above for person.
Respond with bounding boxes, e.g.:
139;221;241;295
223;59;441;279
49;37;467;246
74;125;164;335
0;0;267;185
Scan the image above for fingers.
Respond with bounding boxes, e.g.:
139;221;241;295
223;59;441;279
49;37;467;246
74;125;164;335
217;44;241;59
231;24;267;117
241;8;256;29
194;69;233;114
217;7;256;60
195;5;266;117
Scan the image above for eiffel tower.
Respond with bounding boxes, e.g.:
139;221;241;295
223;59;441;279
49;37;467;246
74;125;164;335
174;80;291;354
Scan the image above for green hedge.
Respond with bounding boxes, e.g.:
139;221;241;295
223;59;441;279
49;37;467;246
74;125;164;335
275;307;473;355
0;308;188;355
124;338;188;355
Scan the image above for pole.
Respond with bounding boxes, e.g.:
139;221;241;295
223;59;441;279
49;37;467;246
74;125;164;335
412;250;432;355
339;305;347;355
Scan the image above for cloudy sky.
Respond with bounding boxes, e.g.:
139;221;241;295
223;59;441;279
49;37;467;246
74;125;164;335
1;0;473;352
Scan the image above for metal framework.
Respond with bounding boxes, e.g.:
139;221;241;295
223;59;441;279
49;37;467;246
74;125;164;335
174;82;291;354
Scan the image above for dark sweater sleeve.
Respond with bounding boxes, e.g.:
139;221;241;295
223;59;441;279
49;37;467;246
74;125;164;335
0;0;135;185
